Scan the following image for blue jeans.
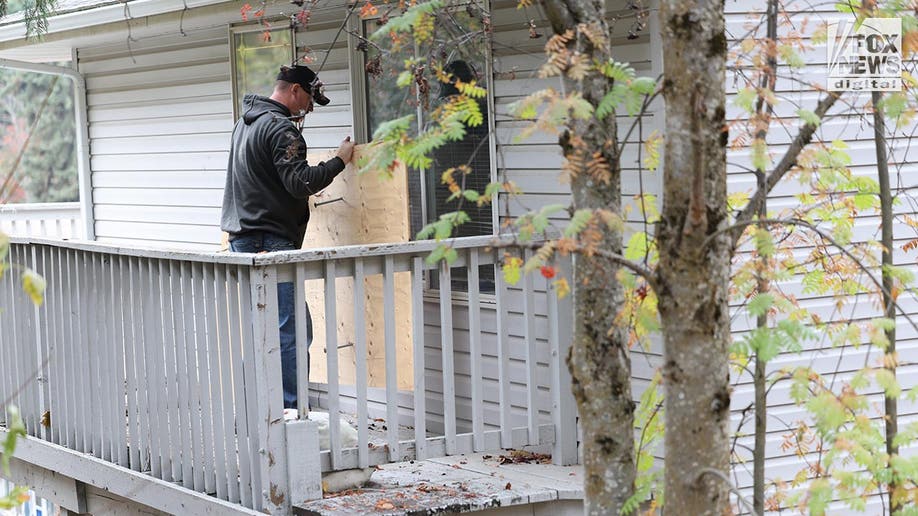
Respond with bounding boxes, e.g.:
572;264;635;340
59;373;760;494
230;232;312;409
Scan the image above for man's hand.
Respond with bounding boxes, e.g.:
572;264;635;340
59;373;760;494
336;136;356;164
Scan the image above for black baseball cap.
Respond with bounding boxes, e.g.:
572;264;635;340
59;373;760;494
277;65;330;106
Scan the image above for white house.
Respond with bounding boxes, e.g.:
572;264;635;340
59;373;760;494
0;0;915;514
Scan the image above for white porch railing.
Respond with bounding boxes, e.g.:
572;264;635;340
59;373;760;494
0;203;82;239
0;235;577;514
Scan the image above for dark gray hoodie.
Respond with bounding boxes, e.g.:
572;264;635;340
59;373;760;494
221;94;345;246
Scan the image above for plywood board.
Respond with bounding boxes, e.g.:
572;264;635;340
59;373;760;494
303;146;414;391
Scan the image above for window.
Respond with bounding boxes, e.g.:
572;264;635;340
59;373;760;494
230;22;295;118
354;5;495;293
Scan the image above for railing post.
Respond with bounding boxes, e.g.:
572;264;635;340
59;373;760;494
249;265;291;515
549;254;579;465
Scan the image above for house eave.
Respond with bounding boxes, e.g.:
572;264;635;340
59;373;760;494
0;0;233;49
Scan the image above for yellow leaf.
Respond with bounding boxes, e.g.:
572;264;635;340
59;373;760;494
21;268;45;306
554;277;570;299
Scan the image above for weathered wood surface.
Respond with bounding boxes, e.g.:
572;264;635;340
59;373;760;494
293;453;583;515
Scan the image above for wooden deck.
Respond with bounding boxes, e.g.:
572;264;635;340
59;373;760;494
294;453;583;515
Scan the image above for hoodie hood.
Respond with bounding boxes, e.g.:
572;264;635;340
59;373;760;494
241;94;291;125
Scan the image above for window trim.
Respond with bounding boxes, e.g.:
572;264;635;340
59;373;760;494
228;19;296;120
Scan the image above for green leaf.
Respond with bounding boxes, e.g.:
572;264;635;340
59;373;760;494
564;209;593;238
631;76;656;95
599;59;635;82
875;368;901;398
596;83;627;120
502;257;522;285
807;391;847;434
0;231;7;263
624;232;651;261
624;89;643;116
753;227;774;257
483;182;503;197
444;247;458;265
396;70;413;88
747;292;775;318
462;190;480;203
797;108;822;127
751;139;769;172
2;406;25;476
734;87;757;114
425;244;446;265
778;44;805;68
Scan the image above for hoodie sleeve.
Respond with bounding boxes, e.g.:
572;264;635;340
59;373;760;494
271;127;345;199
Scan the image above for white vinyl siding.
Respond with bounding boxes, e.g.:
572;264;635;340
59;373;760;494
79;28;234;251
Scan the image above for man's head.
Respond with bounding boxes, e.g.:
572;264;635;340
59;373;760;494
271;65;330;116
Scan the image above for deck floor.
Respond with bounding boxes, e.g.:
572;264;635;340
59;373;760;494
293;453;583;515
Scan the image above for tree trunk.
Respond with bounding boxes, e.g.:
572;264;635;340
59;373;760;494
872;89;900;515
539;0;636;513
657;1;731;513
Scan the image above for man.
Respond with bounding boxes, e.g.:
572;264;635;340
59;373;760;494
221;64;355;410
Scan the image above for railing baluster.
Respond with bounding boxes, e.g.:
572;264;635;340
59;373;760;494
324;260;342;470
169;261;190;485
467;249;484;452
124;255;143;470
249;264;290;514
495;254;513;448
205;262;229;499
182;261;205;491
215;264;240;503
523;248;539;445
112;255;128;468
354;257;369;469
295;263;309;417
142;258;164;477
46;247;61;445
0;248;11;425
550;255;578;465
89;253;103;457
135;257;154;472
195;262;216;493
36;247;52;442
99;252;115;461
76;249;91;454
229;265;254;508
438;261;456;455
161;260;181;483
238;266;263;509
383;255;399;461
10;245;27;431
411;256;426;460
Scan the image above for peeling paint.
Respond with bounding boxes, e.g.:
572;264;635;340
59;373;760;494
270;483;286;506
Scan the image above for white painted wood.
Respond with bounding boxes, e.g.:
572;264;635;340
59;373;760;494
2;430;261;516
75;249;92;455
495;259;513;448
285;420;322;504
411;256;428;459
197;262;218;494
123;255;142;471
238;266;264;509
140;258;163;477
0;203;81;239
206;263;229;500
249;265;290;514
161;261;182;483
467;249;485;452
112;254;128;468
353;258;370;470
97;252;114;461
229;265;255;508
438;263;457;455
523;248;539;446
323;260;342;470
169;260;192;486
383;255;399;462
181;260;205;492
215;263;240;502
550;255;578;466
296;263;309;417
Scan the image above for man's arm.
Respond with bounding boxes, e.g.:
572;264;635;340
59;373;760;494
272;128;346;199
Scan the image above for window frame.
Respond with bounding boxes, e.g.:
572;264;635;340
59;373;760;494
347;9;500;238
348;8;501;297
228;19;296;120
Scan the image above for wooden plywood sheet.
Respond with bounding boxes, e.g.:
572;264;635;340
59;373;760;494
304;146;414;390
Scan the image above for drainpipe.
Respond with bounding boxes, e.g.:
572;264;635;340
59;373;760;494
0;56;95;241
